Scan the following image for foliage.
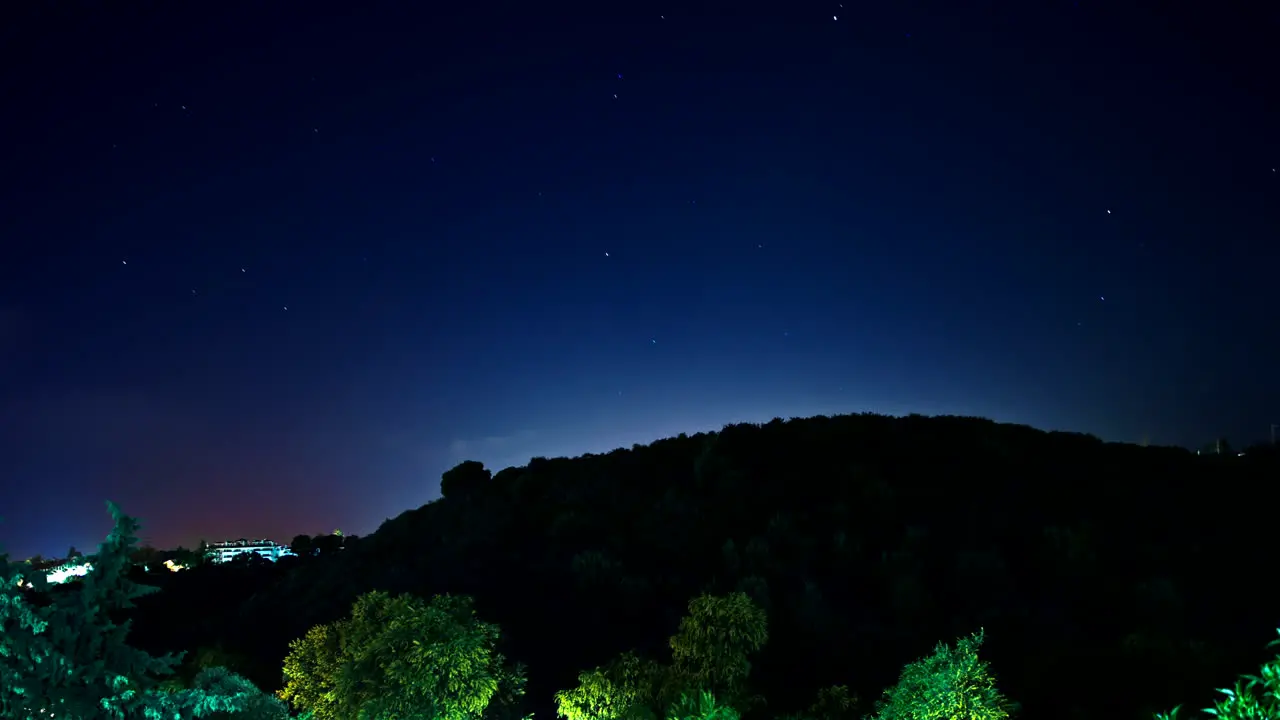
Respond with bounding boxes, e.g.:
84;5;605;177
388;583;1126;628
1155;628;1280;720
778;685;861;720
279;589;525;720
159;666;295;719
289;535;314;558
127;412;1280;719
668;592;768;703
664;692;739;720
870;630;1013;720
440;460;492;500
278;623;345;720
555;652;665;720
808;684;859;720
0;501;291;719
556;592;767;720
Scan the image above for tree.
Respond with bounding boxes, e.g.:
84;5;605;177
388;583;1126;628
555;592;768;720
1155;628;1280;720
554;652;664;720
280;589;526;720
666;692;740;720
440;460;492;500
668;592;768;704
870;630;1014;720
171;666;294;720
279;623;345;720
0;501;293;719
289;534;314;558
311;533;344;556
133;544;163;569
172;545;205;568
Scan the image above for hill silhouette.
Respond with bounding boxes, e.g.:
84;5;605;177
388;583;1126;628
126;412;1280;720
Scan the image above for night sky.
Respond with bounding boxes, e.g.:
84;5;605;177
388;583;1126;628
2;2;1276;559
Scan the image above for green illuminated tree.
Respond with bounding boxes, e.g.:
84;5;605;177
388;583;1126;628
279;623;345;720
555;652;665;720
870;630;1014;720
668;591;767;704
555;592;767;720
1155;628;1280;720
279;590;526;720
664;692;739;720
0;501;293;719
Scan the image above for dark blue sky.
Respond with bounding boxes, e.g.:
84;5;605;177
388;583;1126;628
2;1;1276;559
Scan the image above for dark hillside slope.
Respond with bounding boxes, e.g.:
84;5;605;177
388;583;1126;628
130;412;1280;720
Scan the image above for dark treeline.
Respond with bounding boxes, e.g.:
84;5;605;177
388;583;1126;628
125;412;1280;719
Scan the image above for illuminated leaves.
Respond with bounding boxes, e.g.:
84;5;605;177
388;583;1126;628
279;590;524;720
279;622;345;720
1;502;289;719
1155;628;1280;720
665;691;740;720
555;652;663;720
668;592;768;699
871;629;1012;720
556;592;768;720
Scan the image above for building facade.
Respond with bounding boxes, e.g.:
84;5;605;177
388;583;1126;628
206;538;296;563
45;560;93;584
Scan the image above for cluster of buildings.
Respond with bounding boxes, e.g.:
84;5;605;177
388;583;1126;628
26;537;298;586
204;538;296;563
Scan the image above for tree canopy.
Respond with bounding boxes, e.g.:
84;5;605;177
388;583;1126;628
0;501;292;719
120;412;1280;720
280;589;526;720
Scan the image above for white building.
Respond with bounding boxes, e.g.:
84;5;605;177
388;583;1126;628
206;538;296;564
46;560;93;584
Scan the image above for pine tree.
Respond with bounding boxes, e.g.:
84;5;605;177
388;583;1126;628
0;501;295;719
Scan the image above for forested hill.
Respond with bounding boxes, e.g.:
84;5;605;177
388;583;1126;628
130;412;1280;720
